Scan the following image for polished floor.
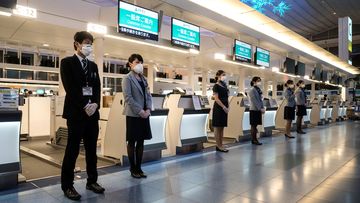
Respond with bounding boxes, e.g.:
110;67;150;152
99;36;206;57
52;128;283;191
1;121;360;203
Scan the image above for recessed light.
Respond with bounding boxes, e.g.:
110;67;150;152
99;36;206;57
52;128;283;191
43;43;49;47
104;53;109;56
333;12;336;15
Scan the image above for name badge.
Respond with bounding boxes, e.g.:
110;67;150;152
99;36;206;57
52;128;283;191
82;87;93;96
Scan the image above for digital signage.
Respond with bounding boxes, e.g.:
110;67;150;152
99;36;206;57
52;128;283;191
171;18;200;50
234;40;252;63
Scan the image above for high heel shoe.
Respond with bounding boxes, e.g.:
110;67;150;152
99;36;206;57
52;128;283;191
138;169;147;178
130;169;141;179
297;130;306;134
251;140;263;145
216;146;229;153
285;134;295;139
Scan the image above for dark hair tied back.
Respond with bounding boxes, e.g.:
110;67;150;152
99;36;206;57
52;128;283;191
127;54;144;68
250;76;261;86
215;70;225;82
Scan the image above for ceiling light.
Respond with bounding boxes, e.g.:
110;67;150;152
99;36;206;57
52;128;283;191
43;43;49;47
272;67;280;72
13;5;37;18
105;34;189;54
189;49;200;54
87;23;107;35
0;10;12;17
214;53;226;60
304;75;310;79
104;53;109;56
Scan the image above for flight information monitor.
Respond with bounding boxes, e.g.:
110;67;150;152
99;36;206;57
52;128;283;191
118;1;159;41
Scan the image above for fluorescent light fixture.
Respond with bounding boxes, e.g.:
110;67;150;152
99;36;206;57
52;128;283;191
187;0;359;74
304;75;310;79
189;49;200;54
104;53;109;56
259;66;266;69
87;23;107;35
105;34;189;54
214;53;226;60
0;10;12;17
13;5;37;18
43;43;49;47
272;67;280;72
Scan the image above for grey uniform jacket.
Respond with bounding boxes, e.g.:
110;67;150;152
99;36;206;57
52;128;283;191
122;71;152;117
248;87;264;111
284;88;296;107
295;88;306;106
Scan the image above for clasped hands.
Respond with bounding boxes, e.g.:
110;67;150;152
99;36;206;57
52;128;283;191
139;109;151;119
84;103;98;117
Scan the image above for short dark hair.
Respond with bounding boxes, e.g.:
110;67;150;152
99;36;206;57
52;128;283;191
73;31;94;50
250;76;261;86
285;79;294;87
296;80;304;86
215;70;225;81
126;54;144;68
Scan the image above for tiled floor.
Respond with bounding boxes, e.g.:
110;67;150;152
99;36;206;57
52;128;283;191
1;121;360;203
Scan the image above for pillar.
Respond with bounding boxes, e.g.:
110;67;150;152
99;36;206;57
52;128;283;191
93;37;104;107
311;82;316;100
147;64;155;93
238;69;245;93
201;70;208;96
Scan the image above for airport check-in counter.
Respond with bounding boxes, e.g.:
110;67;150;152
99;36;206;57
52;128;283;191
330;100;340;122
260;99;278;136
303;101;312;124
239;97;251;137
338;101;347;120
102;93;169;164
165;94;210;155
322;100;331;124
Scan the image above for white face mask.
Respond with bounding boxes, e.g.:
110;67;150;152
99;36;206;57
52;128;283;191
133;64;144;74
256;82;262;86
301;84;305;88
220;75;227;81
289;84;295;88
81;44;93;57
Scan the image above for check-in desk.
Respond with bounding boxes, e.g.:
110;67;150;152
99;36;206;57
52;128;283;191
165;94;210;155
239;98;251;138
323;101;331;124
102;93;169;164
275;99;286;130
260;99;278;136
330;100;340;122
338;101;347;121
303;106;312;124
0;110;22;190
223;96;243;141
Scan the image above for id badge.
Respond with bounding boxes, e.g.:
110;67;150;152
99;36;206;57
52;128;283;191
82;87;93;96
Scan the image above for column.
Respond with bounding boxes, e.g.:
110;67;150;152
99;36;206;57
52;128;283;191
311;82;316;100
147;64;155;93
201;70;208;96
238;69;245;93
58;51;67;96
93;37;104;107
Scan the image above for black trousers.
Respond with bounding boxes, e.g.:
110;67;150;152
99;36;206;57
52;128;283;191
61;119;99;190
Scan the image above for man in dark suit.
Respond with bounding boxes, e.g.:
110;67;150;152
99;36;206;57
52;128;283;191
60;31;105;201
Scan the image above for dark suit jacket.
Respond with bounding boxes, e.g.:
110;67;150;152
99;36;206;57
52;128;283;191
60;54;101;121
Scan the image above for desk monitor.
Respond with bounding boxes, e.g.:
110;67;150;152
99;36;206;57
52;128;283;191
178;95;194;109
200;96;210;106
241;97;250;107
269;99;277;107
262;99;270;108
151;94;165;109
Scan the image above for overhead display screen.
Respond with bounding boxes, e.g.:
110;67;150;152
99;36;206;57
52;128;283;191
284;57;296;74
295;61;305;76
118;1;159;41
171;18;200;50
255;47;270;67
234;40;252;63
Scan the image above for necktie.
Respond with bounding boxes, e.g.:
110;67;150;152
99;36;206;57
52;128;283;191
82;59;88;75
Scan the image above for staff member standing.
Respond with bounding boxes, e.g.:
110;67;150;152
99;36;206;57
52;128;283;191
212;70;229;153
122;54;152;179
60;31;105;201
248;76;264;145
284;80;296;139
295;80;307;134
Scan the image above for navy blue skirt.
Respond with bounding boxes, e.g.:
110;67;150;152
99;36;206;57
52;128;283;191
126;116;152;142
284;106;296;120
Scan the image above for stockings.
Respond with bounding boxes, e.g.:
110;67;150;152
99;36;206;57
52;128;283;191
127;140;144;172
251;125;258;141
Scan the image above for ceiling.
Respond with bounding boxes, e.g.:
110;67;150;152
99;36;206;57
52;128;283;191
255;0;360;38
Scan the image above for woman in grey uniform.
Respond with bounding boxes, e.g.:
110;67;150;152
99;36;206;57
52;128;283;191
248;76;265;145
295;80;307;134
284;80;296;138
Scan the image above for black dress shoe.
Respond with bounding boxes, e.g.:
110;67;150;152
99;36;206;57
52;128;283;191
138;169;147;178
63;187;81;201
251;140;263;145
86;183;105;194
297;130;306;134
130;170;142;179
216;146;229;153
285;134;295;138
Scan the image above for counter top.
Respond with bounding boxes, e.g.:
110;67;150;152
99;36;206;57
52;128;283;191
151;109;169;116
183;108;211;114
0;110;22;122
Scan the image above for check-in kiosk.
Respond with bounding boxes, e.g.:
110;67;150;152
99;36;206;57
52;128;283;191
0;88;22;190
260;98;278;136
303;100;312;124
223;96;243;141
338;101;347;121
322;100;331;124
309;98;323;125
330;100;340;122
275;99;286;130
102;93;169;164
165;94;210;155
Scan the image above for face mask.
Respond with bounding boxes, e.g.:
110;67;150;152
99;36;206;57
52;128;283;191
134;64;144;74
256;82;262;86
81;44;93;57
220;75;227;81
301;84;305;88
289;84;295;88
